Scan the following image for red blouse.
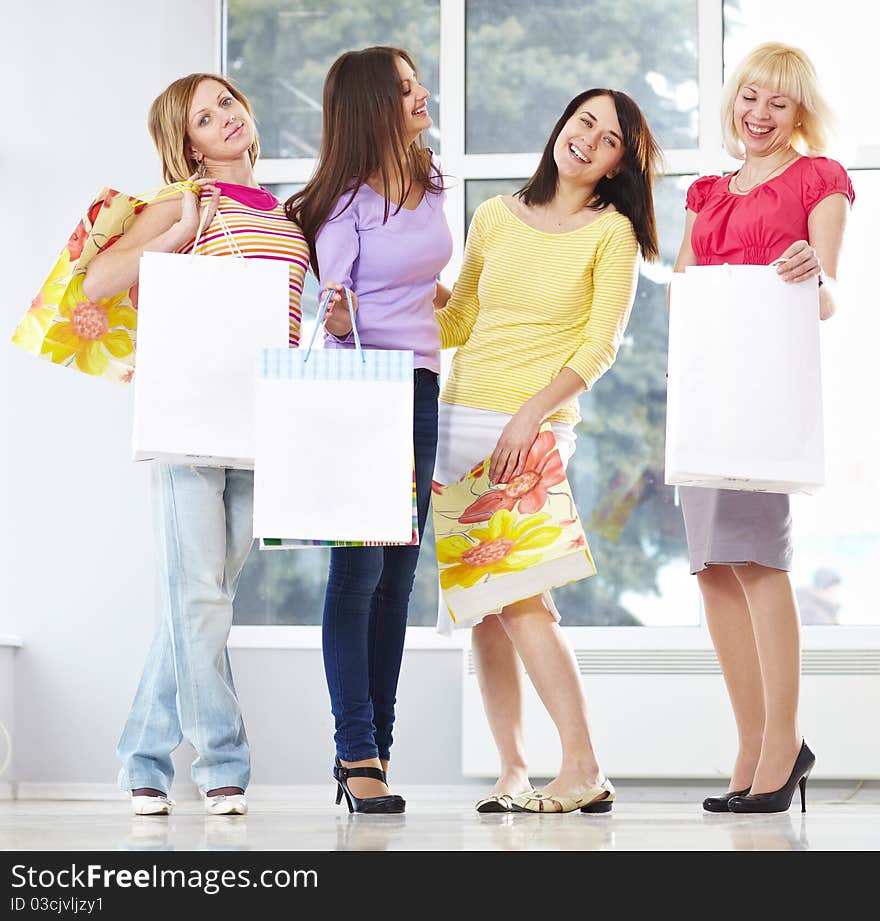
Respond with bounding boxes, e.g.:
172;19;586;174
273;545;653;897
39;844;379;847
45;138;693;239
687;156;854;266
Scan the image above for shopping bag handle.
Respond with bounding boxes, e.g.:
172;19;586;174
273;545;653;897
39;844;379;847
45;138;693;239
304;286;364;364
191;207;243;259
134;182;242;258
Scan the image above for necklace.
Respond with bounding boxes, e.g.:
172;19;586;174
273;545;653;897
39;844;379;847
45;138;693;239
731;151;799;193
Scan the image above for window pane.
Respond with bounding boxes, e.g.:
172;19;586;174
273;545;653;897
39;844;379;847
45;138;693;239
790;170;880;626
465;0;698;154
233;181;317;625
724;0;878;154
463;178;698;626
226;0;441;159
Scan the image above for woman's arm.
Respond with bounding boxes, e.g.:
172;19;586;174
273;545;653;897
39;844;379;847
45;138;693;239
808;192;849;321
434;206;487;348
563;222;639;390
667;209;699;307
488;368;585;484
433;281;452;310
82;180;218;302
315;202;361;338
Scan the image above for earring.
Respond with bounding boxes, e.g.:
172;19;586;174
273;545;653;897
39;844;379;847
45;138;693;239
197;158;207;179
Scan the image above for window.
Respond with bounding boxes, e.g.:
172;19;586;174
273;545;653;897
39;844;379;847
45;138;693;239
724;1;880;626
225;0;441;158
226;0;877;631
465;0;698;154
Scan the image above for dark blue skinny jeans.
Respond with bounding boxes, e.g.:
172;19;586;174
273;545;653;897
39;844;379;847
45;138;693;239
321;369;438;762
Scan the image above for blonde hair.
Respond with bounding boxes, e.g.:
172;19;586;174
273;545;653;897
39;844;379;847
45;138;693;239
720;42;835;159
148;73;260;183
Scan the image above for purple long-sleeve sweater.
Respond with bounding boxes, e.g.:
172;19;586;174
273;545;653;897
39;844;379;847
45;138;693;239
315;161;452;372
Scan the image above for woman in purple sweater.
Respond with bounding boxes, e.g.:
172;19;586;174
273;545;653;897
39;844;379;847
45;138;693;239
287;47;452;814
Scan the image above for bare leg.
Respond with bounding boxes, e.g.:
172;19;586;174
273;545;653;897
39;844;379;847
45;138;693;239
733;564;802;794
472;615;531;795
697;565;765;791
498;596;601;797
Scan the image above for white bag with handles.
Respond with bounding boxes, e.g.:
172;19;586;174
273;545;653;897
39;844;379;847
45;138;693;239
665;264;824;494
253;288;415;544
132;211;290;468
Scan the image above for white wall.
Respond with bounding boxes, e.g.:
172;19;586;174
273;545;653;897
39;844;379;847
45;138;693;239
1;0;215;789
0;645;15;795
1;0;466;793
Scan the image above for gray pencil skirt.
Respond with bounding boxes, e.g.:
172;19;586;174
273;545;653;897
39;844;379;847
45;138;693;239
679;486;793;575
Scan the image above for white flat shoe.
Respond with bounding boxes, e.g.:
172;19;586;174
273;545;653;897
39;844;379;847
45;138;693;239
205;793;247;816
131;794;174;816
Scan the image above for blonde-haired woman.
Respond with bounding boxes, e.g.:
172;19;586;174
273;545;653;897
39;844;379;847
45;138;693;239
85;74;309;816
672;42;853;813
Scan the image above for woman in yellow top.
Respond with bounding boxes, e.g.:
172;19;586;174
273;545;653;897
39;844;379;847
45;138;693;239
433;88;660;814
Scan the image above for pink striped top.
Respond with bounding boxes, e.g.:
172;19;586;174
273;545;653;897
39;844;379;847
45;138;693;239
177;181;309;347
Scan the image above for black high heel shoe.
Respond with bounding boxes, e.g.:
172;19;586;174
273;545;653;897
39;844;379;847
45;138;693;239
333;758;406;814
702;788;751;813
728;741;815;814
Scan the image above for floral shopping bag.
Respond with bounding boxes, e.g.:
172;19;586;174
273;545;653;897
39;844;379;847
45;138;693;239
11;185;187;383
432;426;596;626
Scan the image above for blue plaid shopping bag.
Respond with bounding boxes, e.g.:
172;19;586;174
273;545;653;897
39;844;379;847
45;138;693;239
253;288;416;545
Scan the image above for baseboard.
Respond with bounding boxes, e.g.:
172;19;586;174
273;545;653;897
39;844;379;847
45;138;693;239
16;783;131;801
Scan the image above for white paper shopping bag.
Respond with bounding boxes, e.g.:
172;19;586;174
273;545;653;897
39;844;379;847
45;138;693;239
665;264;823;494
253;289;414;543
132;245;289;468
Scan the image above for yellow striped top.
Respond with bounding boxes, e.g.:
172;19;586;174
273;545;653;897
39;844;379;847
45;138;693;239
436;196;639;424
180;183;309;347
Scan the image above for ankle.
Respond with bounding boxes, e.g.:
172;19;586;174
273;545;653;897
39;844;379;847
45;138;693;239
131;788;166;798
340;757;382;769
558;754;601;778
206;786;245;797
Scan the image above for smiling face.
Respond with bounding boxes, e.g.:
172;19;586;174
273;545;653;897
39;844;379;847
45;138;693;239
396;55;431;144
552;93;626;187
187;78;254;167
733;83;799;157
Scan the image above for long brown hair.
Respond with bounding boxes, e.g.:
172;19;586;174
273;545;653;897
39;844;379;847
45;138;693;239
286;46;443;279
148;73;259;184
517;89;661;262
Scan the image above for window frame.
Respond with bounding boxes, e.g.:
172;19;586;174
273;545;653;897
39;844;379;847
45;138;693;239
221;0;880;650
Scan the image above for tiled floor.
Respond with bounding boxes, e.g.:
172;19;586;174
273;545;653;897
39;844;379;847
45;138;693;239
1;785;878;851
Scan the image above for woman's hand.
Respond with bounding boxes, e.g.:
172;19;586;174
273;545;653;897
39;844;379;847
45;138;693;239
322;281;358;337
175;173;220;243
434;281;452;310
489;403;543;485
772;240;821;283
819;284;836;321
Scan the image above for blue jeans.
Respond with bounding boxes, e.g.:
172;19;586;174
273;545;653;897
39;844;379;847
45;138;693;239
116;465;253;794
322;370;439;762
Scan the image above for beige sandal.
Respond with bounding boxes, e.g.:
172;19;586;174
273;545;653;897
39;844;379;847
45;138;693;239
510;779;615;814
475;787;537;814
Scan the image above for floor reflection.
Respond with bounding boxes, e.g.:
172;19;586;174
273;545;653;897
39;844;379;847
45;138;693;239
703;811;809;851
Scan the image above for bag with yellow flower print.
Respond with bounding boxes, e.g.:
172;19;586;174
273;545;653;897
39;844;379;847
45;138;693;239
11;186;182;383
432;426;597;627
